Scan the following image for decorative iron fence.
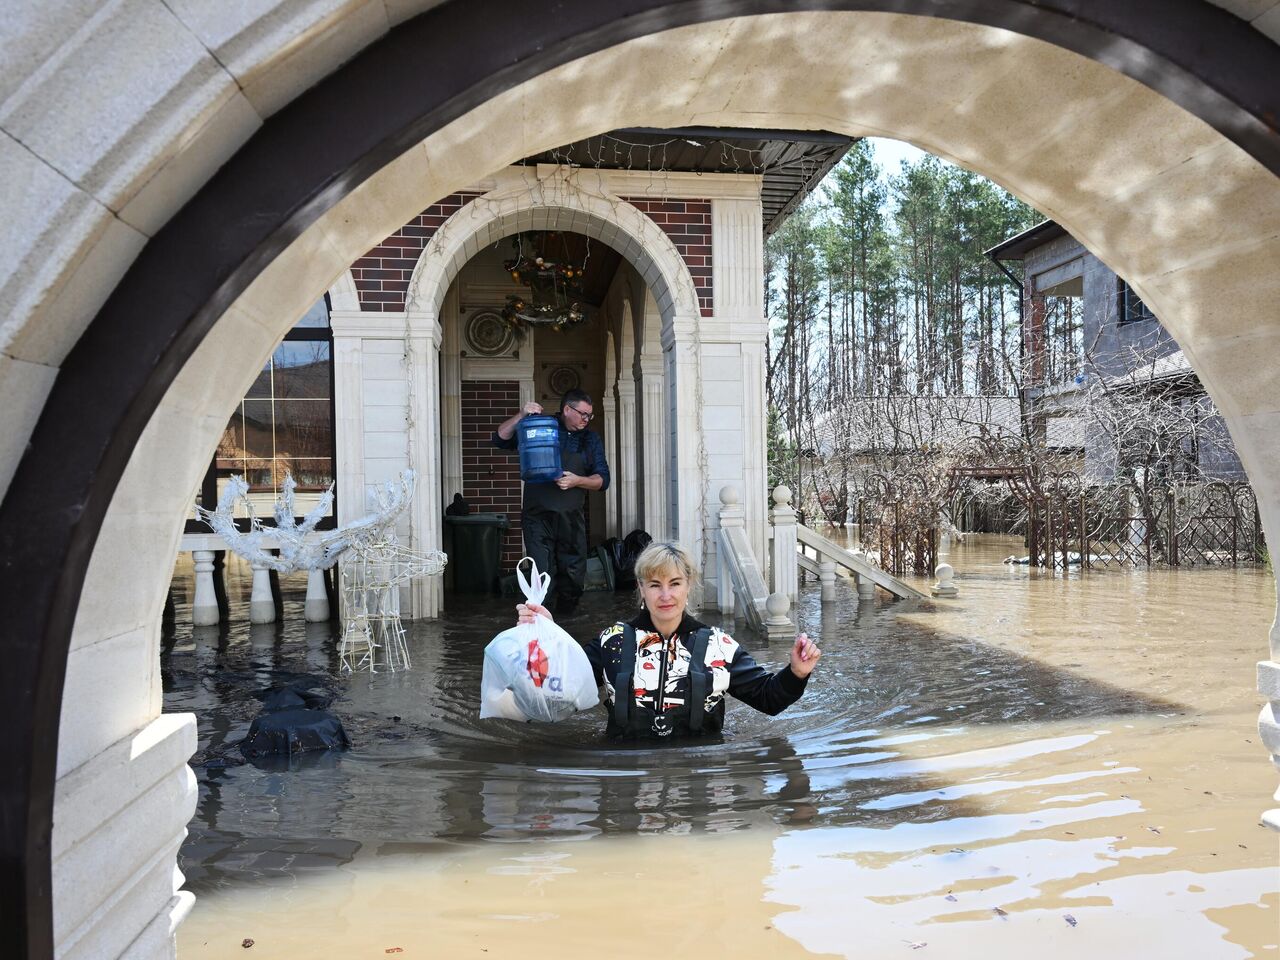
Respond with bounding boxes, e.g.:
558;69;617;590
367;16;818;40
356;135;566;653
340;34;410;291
864;473;939;576
1022;477;1262;569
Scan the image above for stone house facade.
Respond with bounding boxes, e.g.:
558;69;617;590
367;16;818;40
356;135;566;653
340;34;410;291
989;220;1245;484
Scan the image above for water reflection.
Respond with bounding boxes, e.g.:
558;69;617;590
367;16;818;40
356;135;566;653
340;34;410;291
166;535;1278;956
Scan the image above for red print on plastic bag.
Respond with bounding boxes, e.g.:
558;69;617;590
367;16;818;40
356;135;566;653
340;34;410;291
527;638;549;688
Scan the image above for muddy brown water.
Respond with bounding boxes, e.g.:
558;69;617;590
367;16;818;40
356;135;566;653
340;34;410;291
165;534;1278;958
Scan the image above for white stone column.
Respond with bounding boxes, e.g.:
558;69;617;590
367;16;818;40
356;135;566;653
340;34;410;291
191;550;219;626
439;285;463;518
819;561;838;603
663;316;705;565
249;560;275;623
329;312;370;527
741;337;769;564
406;311;443;619
711;194;769;566
770;485;798;602
304;567;330;621
330;310;367;617
616;378;638;534
717;485;743;615
639;351;667;541
603;332;619;538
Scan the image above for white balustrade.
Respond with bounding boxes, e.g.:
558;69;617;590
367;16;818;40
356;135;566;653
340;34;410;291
717;486;742;615
249;560;276;624
770;485;798;602
304;568;331;621
819;561;837;603
191;550;220;626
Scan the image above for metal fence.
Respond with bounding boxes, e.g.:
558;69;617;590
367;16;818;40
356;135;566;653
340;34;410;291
864;473;939;576
1023;478;1263;569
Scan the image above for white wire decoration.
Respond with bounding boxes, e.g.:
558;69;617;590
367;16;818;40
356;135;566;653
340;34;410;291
197;469;447;672
197;471;417;572
337;536;446;673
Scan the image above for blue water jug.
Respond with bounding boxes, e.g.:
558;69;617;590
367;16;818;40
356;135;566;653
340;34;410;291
517;415;562;483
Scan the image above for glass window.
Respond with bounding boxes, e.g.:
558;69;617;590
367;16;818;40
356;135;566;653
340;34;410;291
190;296;336;531
1118;279;1155;326
1043;295;1083;384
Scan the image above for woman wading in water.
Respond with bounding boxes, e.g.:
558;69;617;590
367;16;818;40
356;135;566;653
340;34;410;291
517;541;821;739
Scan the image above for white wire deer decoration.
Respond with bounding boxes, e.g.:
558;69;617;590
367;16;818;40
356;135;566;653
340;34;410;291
197;469;446;672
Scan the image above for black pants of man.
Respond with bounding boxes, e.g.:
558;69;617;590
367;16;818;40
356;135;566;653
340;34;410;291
522;506;587;614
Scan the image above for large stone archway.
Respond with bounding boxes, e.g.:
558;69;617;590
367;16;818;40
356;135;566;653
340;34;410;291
2;4;1278;957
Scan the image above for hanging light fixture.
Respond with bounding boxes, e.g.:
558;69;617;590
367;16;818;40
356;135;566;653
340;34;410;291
501;233;590;334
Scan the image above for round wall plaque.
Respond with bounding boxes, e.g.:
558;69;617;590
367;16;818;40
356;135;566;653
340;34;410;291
464;310;516;357
547;365;581;397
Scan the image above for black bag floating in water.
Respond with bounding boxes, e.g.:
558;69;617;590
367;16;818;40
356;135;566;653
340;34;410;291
241;708;350;757
604;528;652;588
241;683;350;758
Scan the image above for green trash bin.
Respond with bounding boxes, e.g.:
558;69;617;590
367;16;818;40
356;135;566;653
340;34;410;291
444;513;509;594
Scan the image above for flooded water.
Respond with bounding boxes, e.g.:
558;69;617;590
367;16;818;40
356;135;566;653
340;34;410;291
166;535;1279;958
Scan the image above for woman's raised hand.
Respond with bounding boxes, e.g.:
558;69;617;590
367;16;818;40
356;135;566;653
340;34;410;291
788;632;822;679
517;602;553;625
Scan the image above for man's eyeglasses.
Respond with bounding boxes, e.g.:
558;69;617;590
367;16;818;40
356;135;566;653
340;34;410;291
567;404;594;422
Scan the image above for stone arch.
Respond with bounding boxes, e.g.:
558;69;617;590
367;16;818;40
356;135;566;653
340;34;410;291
404;179;703;329
0;5;1277;957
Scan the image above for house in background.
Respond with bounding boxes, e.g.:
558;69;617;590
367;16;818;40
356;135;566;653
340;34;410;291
179;128;852;619
986;220;1244;486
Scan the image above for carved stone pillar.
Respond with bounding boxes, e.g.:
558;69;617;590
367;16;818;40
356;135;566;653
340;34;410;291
638;353;666;542
603;333;619;538
616;378;638;534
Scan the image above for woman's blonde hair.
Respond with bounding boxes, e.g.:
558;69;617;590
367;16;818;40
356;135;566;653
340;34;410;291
633;541;700;599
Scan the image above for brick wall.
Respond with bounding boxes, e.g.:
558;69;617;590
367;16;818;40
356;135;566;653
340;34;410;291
623;198;713;316
351;192;482;311
461;380;524;570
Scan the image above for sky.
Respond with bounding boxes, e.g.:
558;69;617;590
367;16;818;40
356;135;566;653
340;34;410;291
865;136;930;174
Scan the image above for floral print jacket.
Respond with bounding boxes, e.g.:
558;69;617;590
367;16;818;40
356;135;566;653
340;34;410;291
582;609;808;739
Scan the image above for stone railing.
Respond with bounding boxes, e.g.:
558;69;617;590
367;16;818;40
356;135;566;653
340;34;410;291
766;485;927;602
715;486;794;639
178;533;331;626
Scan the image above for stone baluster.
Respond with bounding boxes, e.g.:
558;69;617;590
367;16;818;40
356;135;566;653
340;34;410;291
249;560;276;623
770;485;798;602
717;485;742;615
305;568;331;621
764;592;793;641
855;551;876;601
819;561;837;603
192;550;220;626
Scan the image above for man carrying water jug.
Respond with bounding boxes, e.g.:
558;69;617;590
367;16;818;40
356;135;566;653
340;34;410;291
492;389;610;617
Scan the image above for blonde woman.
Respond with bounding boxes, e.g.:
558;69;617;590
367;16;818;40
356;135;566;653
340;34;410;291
517;541;821;739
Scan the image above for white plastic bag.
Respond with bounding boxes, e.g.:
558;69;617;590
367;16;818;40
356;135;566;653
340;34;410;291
479;558;599;722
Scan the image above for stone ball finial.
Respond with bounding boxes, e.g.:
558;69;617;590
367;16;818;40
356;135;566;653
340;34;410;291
719;485;741;506
772;485;793;507
931;562;958;597
766;592;790;618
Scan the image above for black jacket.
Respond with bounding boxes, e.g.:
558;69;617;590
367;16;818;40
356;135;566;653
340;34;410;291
582;609;808;739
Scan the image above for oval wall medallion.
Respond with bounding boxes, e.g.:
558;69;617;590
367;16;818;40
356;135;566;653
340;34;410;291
547;365;581;397
464;310;516;357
